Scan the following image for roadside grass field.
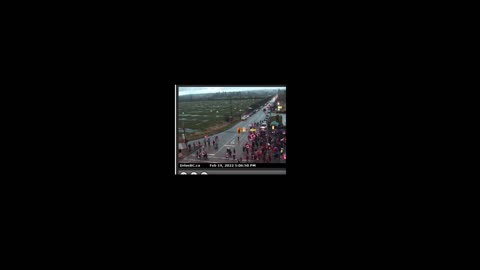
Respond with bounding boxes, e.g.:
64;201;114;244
178;99;258;140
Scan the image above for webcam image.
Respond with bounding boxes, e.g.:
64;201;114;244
175;86;286;175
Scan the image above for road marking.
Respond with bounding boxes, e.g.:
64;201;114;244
213;133;237;155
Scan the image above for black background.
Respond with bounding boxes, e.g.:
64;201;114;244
60;45;385;180
14;11;426;229
19;32;423;224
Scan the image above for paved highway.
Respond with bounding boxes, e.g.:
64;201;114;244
179;95;285;163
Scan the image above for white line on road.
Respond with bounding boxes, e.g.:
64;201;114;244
213;133;237;155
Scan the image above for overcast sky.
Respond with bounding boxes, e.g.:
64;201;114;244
178;86;286;96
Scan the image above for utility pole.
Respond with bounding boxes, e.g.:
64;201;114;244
182;111;186;143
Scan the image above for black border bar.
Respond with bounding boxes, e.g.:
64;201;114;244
178;163;286;169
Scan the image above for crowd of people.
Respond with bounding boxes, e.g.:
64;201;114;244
181;122;286;163
238;123;286;163
188;135;220;160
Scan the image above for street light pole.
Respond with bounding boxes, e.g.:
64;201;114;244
182;111;186;143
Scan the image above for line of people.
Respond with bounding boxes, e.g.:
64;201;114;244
187;135;220;153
